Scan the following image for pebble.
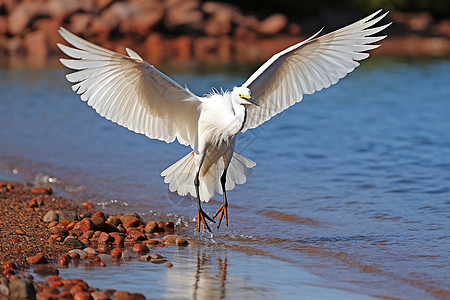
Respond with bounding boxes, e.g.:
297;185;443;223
162;235;189;246
57;210;79;222
83;247;97;255
82;202;95;208
43;210;58;222
58;254;70;267
92;211;107;220
66;221;78;231
121;250;139;260
107;216;122;226
119;213;142;225
98;254;114;264
144;221;158;233
91;291;109;300
15;229;26;235
26;253;48;264
103;221;119;233
123;217;140;229
28;197;39;208
9;278;36;299
98;232;113;244
110;232;125;245
63;236;85;249
166;262;173;268
91;217;106;231
127;229;147;241
69;249;88;259
110;248;122;258
132;243;149;253
30;187;52;195
34;265;59;275
75;218;94;233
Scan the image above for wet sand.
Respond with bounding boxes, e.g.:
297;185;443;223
0;181;188;299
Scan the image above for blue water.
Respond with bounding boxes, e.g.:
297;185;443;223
1;57;449;299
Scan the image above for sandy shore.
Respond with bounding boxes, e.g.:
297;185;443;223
0;181;189;299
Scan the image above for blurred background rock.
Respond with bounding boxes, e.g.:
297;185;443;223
0;0;449;67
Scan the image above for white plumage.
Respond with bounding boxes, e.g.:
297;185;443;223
58;10;390;231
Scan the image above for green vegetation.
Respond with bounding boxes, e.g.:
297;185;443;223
221;0;449;20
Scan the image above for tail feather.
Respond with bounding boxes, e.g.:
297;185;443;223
161;151;255;202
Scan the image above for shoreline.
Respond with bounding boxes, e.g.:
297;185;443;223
0;181;189;299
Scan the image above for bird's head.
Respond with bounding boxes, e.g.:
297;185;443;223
232;87;259;106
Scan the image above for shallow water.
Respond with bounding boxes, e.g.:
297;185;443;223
1;57;449;299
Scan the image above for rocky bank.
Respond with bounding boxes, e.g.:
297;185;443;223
0;0;449;67
0;181;189;299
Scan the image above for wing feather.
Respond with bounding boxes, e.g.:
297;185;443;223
58;27;201;147
241;10;390;132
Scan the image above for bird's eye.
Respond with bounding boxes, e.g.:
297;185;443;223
239;93;243;98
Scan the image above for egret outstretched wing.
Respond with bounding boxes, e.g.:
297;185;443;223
58;27;201;147
241;10;390;132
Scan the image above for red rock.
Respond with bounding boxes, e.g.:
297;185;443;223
81;230;94;240
91;217;106;231
144;221;158;233
106;216;121;226
132;243;149;253
2;261;18;269
129;293;146;299
123;217;140;229
26;253;48;264
114;291;131;298
73;291;91;300
110;233;125;245
100;262;107;267
48;221;59;228
92;211;107;220
0;182;5;188
81;201;95;209
98;232;113;244
258;13;287;35
58;254;70;267
28;197;38;208
97;244;108;254
59;219;70;227
69;252;80;260
66;221;78;231
30;187;52;194
49;226;69;239
163;235;188;246
46;275;64;282
91;291;109;300
75;218;93;233
127;229;147;241
58;291;73;299
15;229;25;235
103;221;119;233
110;248;122;258
166;262;173;268
11;237;19;243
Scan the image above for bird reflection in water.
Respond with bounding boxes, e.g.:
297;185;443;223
192;250;228;300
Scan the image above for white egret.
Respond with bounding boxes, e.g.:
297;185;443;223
58;10;390;231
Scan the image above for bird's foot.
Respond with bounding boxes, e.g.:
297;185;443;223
213;204;228;229
197;208;215;232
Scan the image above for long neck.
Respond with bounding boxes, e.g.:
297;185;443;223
229;102;247;136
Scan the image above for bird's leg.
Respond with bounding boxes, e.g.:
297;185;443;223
213;168;229;229
195;170;215;232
